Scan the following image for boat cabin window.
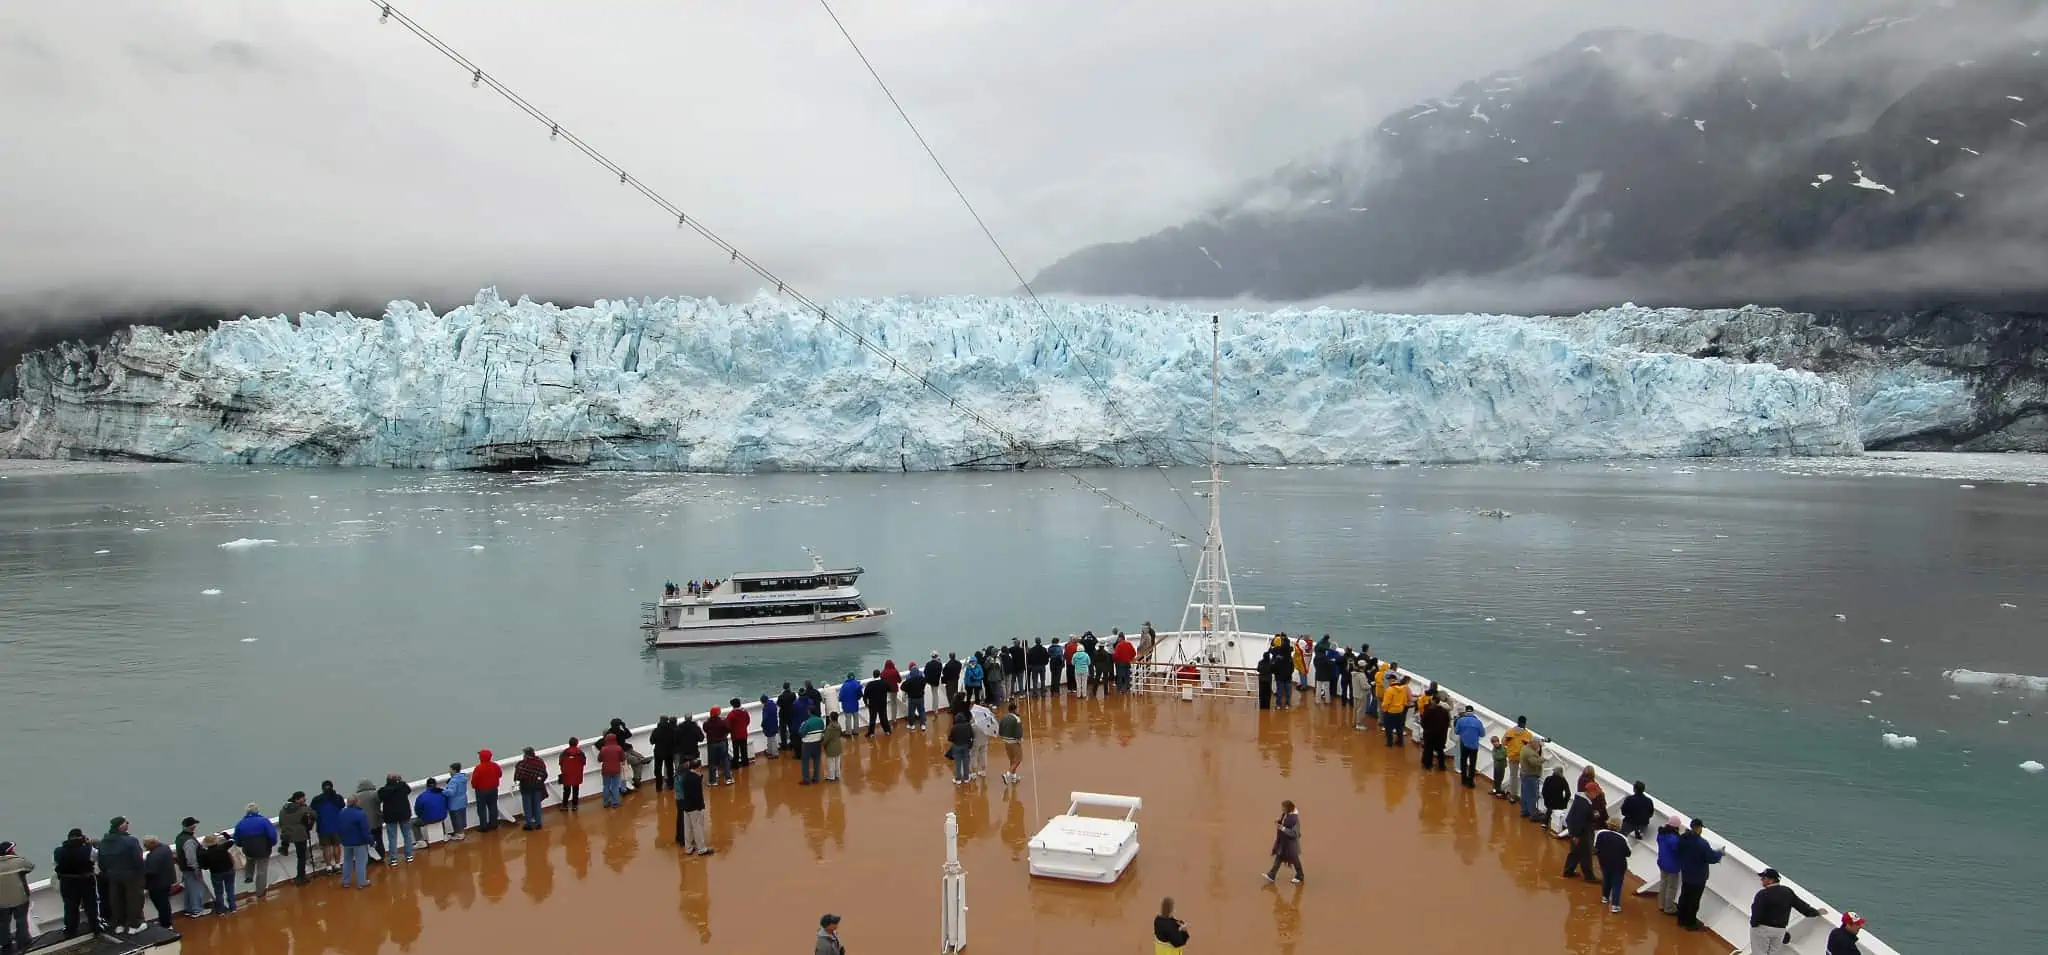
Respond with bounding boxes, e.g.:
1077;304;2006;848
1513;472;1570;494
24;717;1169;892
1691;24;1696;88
817;599;864;614
734;574;858;593
708;602;817;620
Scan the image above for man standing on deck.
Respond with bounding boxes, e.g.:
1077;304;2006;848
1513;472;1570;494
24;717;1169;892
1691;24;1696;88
312;781;347;870
99;817;145;933
998;702;1025;786
1749;868;1826;955
514;748;549;830
903;664;929;730
1674;819;1725;931
1827;912;1868;955
677;711;705;769
1561;787;1597;882
1502;718;1535;802
1378;674;1410;747
864;674;891;737
1518;740;1546;820
674;759;713;856
173;817;209;916
778;686;801;753
815;913;845;955
942;654;963;707
799;708;827;784
472;750;503;832
703;709;733;786
1114;634;1137;692
838;674;863;734
728;699;754;767
1420;694;1452;770
1454;705;1486;788
232;802;279;896
650;716;677;791
52;829;98;937
0;842;34;950
1027;639;1049;696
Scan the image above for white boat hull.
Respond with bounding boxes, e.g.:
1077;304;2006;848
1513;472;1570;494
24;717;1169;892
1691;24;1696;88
646;609;890;647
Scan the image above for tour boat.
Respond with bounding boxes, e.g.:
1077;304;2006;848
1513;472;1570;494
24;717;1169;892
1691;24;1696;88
643;549;890;647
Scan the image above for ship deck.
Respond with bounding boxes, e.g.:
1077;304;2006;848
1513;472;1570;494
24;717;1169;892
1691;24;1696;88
177;693;1726;955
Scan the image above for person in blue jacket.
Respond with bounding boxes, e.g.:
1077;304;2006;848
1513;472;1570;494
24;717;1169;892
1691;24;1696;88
230;805;280;900
1674;818;1726;931
837;674;863;734
1452;705;1487;789
309;781;346;874
758;694;781;758
442;763;470;839
414;778;452;843
1654;815;1685;915
335;798;375;889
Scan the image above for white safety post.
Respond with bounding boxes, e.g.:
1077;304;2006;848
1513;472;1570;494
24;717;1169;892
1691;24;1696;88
941;811;968;952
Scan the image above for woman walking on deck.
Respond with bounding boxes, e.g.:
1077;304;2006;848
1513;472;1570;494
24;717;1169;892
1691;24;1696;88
1262;800;1304;884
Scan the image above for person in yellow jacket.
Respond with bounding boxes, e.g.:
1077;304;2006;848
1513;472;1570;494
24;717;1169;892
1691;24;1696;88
1501;716;1535;802
1378;677;1411;748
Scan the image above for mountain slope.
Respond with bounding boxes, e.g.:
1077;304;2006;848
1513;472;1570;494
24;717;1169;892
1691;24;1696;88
1034;3;2048;301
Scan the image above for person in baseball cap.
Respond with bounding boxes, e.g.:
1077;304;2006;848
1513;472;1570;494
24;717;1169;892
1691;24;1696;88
816;913;845;954
1825;912;1867;955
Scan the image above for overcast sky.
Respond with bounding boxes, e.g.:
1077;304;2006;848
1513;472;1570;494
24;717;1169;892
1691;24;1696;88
1;0;1839;314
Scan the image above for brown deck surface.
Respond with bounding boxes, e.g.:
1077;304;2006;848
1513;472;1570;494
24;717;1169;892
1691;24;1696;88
178;694;1726;955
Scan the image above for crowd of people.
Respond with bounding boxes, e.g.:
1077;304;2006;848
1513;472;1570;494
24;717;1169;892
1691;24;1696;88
0;627;1869;955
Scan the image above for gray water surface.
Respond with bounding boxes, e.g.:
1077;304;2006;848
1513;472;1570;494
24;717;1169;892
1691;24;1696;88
0;460;2041;952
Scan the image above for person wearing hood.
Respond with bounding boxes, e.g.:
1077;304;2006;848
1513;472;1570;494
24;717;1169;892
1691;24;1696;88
277;791;317;885
53;829;98;936
415;778;452;842
703;709;733;786
354;778;385;854
758;695;781;759
100;816;146;933
598;733;625;807
727;699;753;767
472;750;504;831
335;797;374;890
963;655;985;703
0;840;36;950
881;659;903;696
560;736;589;811
821;715;845;782
311;781;347;873
649;716;677;791
376;775;415;865
863;673;890;737
836;675;863;734
442;763;471;839
173;816;210;917
514;747;550;830
142;836;176;928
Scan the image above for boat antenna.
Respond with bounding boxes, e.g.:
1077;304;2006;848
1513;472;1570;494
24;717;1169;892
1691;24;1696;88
1175;315;1261;672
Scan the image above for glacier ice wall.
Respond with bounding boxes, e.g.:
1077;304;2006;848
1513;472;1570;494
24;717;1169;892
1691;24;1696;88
0;291;1861;471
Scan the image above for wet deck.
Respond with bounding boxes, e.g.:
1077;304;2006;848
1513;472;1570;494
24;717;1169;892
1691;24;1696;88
178;694;1726;955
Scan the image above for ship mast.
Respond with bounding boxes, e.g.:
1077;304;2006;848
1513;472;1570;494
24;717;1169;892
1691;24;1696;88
1176;314;1260;667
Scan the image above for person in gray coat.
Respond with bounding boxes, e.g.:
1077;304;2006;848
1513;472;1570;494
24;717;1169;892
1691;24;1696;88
814;913;845;955
354;779;384;856
0;841;36;953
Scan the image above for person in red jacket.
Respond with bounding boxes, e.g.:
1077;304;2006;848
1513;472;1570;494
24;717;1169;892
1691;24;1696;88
558;737;587;811
1112;636;1138;693
598;733;627;808
726;700;753;768
471;750;504;831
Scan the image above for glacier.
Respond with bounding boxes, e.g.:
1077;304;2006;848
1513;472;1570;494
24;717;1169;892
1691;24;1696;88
0;291;1864;471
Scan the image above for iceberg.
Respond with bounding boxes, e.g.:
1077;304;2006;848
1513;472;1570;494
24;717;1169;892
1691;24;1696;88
0;291;1862;471
1944;668;2048;692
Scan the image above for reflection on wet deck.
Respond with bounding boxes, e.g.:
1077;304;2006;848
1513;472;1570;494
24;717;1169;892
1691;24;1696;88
181;695;1727;954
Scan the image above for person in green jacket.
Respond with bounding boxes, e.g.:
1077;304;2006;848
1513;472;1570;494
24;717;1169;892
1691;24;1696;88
800;712;826;784
822;720;845;782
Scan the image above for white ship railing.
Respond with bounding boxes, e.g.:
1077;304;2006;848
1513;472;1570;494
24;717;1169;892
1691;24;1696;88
19;666;1900;955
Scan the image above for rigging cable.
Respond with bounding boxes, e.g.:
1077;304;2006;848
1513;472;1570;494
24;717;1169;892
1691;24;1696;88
359;0;1189;545
811;0;1206;550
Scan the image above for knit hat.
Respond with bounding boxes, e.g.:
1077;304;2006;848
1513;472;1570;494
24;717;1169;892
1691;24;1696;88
1841;912;1865;928
0;841;14;855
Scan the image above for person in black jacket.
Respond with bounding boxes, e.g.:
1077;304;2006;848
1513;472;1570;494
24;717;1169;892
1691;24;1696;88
141;837;176;928
777;685;800;753
1026;639;1049;696
52;830;98;937
1618;781;1655;839
1562;790;1597;882
649;716;677;792
376;775;415;865
1153;897;1190;951
676;713;705;767
942;654;963;707
1540;768;1570;830
1827;912;1867;955
673;759;713;855
1593;819;1632;913
1749;868;1826;955
902;666;928;730
864;672;891;736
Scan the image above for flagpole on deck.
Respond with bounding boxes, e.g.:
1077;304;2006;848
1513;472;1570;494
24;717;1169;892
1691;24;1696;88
941;811;968;951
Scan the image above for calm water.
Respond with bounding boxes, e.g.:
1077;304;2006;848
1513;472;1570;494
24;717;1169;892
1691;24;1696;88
1;460;2042;951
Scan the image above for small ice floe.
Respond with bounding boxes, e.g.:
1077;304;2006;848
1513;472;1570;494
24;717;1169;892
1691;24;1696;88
1484;617;1496;622
2010;95;2027;102
468;545;486;551
1810;173;1834;188
1693;119;1706;132
1671;548;1685;553
1881;733;1918;749
1962;146;1981;155
94;549;111;555
2001;602;2019;609
240;637;258;643
1860;699;1873;704
1926;137;1941;144
1949;694;1964;700
1880;638;1893;643
1850;169;1896;194
1514;157;1530;163
1744;664;1760;670
200;588;222;596
218;538;278;550
131;528;149;534
1870;690;1884;697
2013;118;2030;128
1572;610;1587;615
2021;760;2045;774
1958;484;1977;489
1945;669;2048;692
1836;613;1848;621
